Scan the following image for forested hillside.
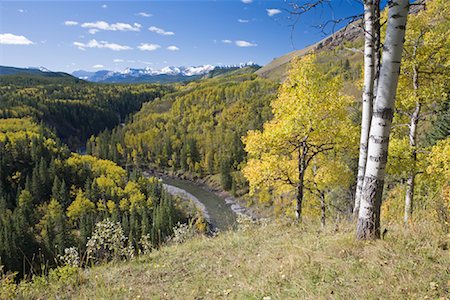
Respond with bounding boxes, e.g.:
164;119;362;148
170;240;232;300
0;117;193;278
0;78;170;148
86;73;280;192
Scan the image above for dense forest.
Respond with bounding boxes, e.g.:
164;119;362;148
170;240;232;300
0;76;198;278
0;117;193;278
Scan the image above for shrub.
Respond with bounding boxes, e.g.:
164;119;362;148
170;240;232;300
59;247;80;267
170;222;196;244
86;219;130;263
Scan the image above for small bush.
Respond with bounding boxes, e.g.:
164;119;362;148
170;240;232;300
59;247;80;267
170;222;197;244
86;219;130;263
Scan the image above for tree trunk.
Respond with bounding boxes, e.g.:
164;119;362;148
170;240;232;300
357;0;409;240
373;0;381;108
320;192;326;228
295;146;307;221
404;67;421;225
354;0;376;218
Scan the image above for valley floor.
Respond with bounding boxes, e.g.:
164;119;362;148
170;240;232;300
14;220;449;299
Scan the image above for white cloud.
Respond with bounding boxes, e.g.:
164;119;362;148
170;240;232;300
18;9;25;13
102;4;107;8
137;12;152;17
167;45;180;51
221;39;232;44
64;20;78;26
0;33;34;45
266;8;282;16
138;43;161;51
241;0;253;3
235;40;257;47
81;21;141;32
149;26;174;36
238;19;249;23
92;64;104;69
113;59;124;63
73;39;132;51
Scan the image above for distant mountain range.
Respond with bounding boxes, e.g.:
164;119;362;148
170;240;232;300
71;63;259;83
0;64;260;84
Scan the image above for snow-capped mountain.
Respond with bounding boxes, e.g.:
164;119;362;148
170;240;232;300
72;63;257;83
113;65;214;77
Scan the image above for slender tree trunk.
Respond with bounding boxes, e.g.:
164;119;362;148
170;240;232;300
295;145;307;221
320;192;326;228
404;66;421;225
354;0;376;218
312;162;326;227
372;0;381;108
357;0;409;240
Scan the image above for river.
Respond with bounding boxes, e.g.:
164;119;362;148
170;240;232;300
161;177;237;231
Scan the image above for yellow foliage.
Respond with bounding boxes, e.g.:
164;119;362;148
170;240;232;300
119;198;130;212
106;200;117;214
194;215;207;234
67;154;127;185
97;200;106;212
243;54;356;217
66;190;96;221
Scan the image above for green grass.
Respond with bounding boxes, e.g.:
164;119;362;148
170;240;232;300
10;220;449;299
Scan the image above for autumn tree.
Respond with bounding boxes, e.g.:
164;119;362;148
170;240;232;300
243;55;355;221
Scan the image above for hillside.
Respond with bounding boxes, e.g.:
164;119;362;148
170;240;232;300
11;220;449;299
255;21;364;82
0;79;169;148
0;66;80;81
203;65;261;79
256;3;426;82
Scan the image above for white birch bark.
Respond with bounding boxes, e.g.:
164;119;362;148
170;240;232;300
357;0;409;239
354;0;376;218
372;0;381;109
404;107;418;224
404;65;421;225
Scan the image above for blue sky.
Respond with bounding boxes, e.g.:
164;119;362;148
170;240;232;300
0;0;364;72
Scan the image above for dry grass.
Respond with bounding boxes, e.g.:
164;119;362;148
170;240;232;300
15;221;449;299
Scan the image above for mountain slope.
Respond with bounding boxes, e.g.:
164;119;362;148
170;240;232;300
0;66;77;79
0;66;84;85
203;65;261;79
256;4;426;83
256;21;364;82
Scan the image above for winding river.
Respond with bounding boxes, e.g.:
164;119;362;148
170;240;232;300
161;177;237;231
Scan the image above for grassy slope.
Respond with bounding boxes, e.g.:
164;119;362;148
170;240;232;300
17;221;448;299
